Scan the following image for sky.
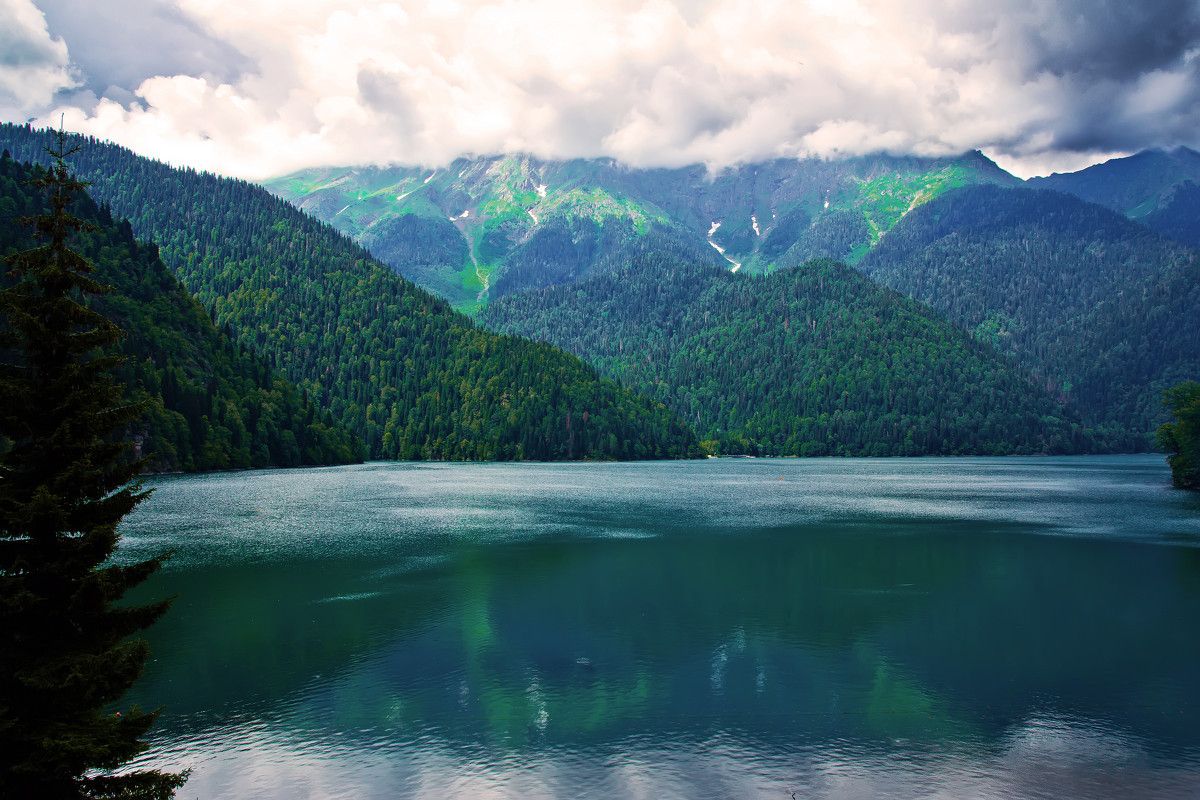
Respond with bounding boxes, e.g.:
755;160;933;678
2;0;1199;180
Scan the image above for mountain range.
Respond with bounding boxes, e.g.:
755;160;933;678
0;124;699;463
265;150;1022;310
268;147;1200;313
3;121;1196;459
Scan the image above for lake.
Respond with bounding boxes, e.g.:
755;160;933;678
114;456;1200;799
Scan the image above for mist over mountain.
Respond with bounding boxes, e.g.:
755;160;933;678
4;118;1196;459
263;143;1200;447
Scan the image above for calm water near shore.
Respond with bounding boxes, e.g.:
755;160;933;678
114;456;1200;799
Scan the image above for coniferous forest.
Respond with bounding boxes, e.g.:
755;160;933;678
0;153;363;471
481;247;1100;456
1;123;1196;465
0;125;699;462
858;185;1200;439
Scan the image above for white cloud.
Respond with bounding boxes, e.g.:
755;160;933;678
0;0;76;117
5;0;1199;178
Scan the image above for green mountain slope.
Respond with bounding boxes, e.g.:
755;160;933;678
1;153;363;471
480;245;1096;457
266;151;1019;309
858;184;1200;441
0;124;699;461
1026;147;1200;247
1141;181;1200;248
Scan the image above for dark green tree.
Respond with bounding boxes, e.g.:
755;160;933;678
0;135;185;797
1157;381;1200;490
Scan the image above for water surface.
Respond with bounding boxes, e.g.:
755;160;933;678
116;457;1200;798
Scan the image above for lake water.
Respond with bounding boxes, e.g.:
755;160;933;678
114;456;1200;799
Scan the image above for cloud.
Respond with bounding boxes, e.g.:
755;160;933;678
34;0;252;98
4;0;1199;179
0;0;75;117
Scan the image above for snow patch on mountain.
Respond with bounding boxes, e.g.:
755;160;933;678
706;221;742;272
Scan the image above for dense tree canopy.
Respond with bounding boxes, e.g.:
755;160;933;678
1;152;364;471
482;249;1099;456
0;124;699;462
0;137;183;798
1157;382;1200;490
858;185;1200;444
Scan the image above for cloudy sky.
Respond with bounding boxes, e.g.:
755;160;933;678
3;0;1199;180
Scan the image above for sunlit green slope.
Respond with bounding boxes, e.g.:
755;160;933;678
266;151;1020;309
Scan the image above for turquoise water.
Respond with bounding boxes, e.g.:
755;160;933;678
115;457;1200;799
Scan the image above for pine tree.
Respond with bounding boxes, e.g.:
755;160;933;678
0;133;185;797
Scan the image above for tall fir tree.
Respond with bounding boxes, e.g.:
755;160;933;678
0;134;185;797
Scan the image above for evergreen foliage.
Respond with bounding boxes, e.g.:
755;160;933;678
1142;181;1200;248
481;249;1097;456
0;153;364;471
0;124;698;461
1157;382;1200;490
775;209;874;268
0;136;183;798
858;185;1200;443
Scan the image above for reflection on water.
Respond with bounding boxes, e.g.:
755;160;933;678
115;457;1200;798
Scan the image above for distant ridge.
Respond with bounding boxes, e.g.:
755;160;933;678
1027;147;1200;246
482;247;1102;457
265;150;1020;310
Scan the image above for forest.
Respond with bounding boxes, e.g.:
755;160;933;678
0;124;699;462
481;246;1102;457
859;185;1200;440
0;152;362;471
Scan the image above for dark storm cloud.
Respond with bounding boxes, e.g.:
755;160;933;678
34;0;252;97
916;0;1200;164
1012;0;1200;81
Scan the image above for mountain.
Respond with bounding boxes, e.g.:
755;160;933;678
1;152;364;471
0;124;700;462
857;184;1200;441
480;245;1097;457
1027;147;1200;246
265;150;1020;310
1139;181;1200;248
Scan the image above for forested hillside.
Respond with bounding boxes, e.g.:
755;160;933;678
0;153;363;471
1141;181;1200;248
0;125;699;461
481;248;1097;457
858;185;1200;441
1027;147;1200;248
